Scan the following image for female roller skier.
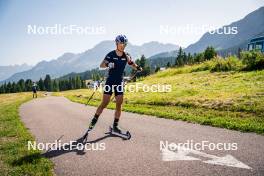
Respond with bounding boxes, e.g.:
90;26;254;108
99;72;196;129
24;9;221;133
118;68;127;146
87;34;142;136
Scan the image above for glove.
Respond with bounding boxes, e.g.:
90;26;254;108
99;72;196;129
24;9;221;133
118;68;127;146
106;62;115;69
136;65;143;71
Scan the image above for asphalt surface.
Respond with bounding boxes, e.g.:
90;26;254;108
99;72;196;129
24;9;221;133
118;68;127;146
19;96;264;176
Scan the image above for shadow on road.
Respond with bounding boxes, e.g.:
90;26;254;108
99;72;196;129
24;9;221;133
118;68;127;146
12;132;121;166
42;132;117;158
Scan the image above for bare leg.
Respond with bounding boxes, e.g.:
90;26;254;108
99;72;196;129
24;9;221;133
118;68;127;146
112;94;124;132
95;94;111;116
88;94;111;130
114;95;123;120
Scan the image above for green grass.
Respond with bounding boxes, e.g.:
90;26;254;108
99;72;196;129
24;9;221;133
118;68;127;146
53;64;264;134
0;92;53;176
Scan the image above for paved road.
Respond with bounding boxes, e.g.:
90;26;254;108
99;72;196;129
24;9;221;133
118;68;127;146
19;96;264;176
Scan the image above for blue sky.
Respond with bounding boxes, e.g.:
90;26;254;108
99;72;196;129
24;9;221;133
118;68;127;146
0;0;264;66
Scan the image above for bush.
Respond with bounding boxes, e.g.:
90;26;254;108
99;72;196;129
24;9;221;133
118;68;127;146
241;51;264;71
191;60;214;72
175;50;264;74
210;56;242;72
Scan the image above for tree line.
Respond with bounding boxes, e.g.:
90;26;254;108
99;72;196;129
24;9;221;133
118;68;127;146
0;75;86;94
0;46;219;94
136;46;217;74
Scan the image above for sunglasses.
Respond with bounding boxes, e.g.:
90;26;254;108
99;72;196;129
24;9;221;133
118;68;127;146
117;42;127;46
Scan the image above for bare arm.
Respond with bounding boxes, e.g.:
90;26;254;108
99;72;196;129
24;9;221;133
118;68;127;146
100;60;108;68
130;62;142;71
126;53;143;71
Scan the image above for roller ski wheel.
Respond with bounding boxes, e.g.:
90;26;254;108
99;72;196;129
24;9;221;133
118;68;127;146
81;128;91;144
109;126;131;140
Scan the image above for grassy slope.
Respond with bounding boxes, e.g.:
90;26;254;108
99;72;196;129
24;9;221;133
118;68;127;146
53;64;264;134
0;92;53;176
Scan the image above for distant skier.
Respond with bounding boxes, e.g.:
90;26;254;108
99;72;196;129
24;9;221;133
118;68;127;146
32;82;37;98
86;34;142;137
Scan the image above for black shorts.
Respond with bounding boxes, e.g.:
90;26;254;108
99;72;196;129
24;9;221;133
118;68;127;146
103;82;124;96
33;89;37;93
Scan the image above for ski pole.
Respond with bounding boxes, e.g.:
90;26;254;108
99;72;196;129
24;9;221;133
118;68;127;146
128;70;139;82
86;84;99;105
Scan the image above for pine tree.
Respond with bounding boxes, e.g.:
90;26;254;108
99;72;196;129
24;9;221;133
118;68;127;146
67;78;72;90
175;47;184;66
16;83;22;92
135;55;150;77
25;79;32;91
75;76;81;89
238;48;242;59
38;78;45;91
71;77;76;89
139;55;146;68
44;75;52;91
0;85;4;94
204;46;217;60
166;62;171;68
18;79;25;92
3;83;7;93
187;53;193;64
11;82;16;93
59;80;65;91
6;82;12;93
183;52;187;65
52;80;59;92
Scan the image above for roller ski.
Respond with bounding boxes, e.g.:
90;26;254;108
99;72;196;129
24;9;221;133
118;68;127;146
109;125;131;140
81;115;99;144
81;128;90;144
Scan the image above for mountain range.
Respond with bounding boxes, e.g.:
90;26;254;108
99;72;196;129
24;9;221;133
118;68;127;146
150;6;264;58
0;64;32;81
1;41;179;83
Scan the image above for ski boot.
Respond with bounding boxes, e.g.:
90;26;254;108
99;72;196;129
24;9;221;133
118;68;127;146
109;125;131;140
81;117;98;144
